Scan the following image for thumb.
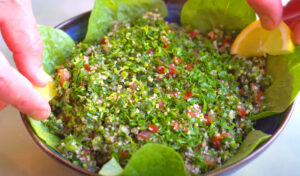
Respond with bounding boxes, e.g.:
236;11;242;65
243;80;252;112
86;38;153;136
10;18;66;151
247;0;283;30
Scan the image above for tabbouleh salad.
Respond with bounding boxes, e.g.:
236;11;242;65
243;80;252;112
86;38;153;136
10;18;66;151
43;12;271;175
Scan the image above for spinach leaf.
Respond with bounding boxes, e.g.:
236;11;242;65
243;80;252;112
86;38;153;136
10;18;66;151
39;25;75;74
121;143;186;176
181;0;256;33
220;130;271;168
84;0;168;43
99;157;123;176
27;117;60;149
251;45;300;120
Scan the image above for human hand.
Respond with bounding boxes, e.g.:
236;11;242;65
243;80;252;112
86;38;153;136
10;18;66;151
247;0;300;44
0;0;51;120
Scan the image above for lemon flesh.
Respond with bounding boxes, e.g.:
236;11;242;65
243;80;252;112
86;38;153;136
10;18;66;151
34;81;56;102
231;20;295;57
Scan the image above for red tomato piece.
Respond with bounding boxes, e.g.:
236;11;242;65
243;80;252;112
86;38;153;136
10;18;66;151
187;109;197;118
173;56;182;65
58;68;70;86
237;105;246;117
184;90;193;100
173;91;179;98
137;130;151;141
212;136;221;147
186;64;194;70
221;36;228;47
188;30;199;38
172;121;180;130
183;126;189;132
204;116;214;124
120;150;128;158
256;90;263;102
169;65;177;77
156;65;165;74
100;37;106;45
148;124;159;133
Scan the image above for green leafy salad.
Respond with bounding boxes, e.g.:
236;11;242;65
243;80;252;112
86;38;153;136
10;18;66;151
27;0;300;175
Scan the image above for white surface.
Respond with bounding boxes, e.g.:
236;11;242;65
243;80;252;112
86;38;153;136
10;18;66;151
0;0;299;176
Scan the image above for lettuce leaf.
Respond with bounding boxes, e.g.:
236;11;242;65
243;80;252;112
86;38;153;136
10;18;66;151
181;0;256;33
99;157;123;176
220;130;271;168
84;0;168;43
27;117;61;149
251;45;300;120
39;25;75;74
121;143;186;176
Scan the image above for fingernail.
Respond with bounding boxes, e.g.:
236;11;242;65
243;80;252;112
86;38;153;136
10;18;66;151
260;15;276;30
30;109;51;120
39;67;53;84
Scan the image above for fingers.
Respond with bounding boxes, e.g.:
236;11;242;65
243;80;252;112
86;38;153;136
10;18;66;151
247;0;283;30
0;0;51;87
0;100;7;111
0;52;50;120
283;0;300;44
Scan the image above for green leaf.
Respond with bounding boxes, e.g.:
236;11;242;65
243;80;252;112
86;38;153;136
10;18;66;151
181;0;256;33
121;143;186;176
61;135;82;152
99;157;123;176
251;45;300;120
84;0;168;43
220;130;271;168
27;117;60;149
39;25;75;74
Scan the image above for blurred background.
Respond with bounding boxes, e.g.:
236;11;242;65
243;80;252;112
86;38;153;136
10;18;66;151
0;0;299;175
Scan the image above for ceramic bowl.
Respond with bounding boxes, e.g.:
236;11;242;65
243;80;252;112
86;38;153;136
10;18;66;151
21;2;295;175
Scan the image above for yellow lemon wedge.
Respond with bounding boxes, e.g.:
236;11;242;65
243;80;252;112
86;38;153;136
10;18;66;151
34;81;57;102
230;20;295;57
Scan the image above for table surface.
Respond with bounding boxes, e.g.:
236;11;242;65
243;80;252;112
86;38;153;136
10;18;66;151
0;0;299;176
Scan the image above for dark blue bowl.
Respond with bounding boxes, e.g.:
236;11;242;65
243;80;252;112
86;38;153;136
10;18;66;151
22;2;294;176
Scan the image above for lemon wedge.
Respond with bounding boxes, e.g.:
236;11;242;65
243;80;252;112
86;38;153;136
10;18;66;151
230;20;295;57
34;81;57;102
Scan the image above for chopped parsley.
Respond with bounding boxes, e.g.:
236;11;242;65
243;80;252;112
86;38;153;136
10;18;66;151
44;12;271;175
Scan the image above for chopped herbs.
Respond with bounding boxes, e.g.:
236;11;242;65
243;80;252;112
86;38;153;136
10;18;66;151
44;12;271;175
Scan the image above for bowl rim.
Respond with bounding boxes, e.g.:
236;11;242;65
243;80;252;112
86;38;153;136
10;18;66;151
21;10;296;176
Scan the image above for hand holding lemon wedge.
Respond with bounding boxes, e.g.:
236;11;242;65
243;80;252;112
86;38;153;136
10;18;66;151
231;20;295;57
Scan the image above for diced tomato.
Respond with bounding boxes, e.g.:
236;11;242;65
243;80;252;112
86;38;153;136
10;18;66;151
183;126;189;132
169;65;177;77
120;150;128;158
256;90;263;102
163;44;169;49
187;109;197;118
137;130;151;141
82;56;90;71
156;65;165;74
148;124;159;133
173;91;179;98
184;90;193;100
83;150;90;162
186;64;194;70
148;48;153;55
100;37;106;45
172;121;180;130
58;68;70;86
220;36;228;47
159;100;165;111
237;105;246;117
204;116;214;124
173;56;182;65
212;135;221;147
188;30;199;38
